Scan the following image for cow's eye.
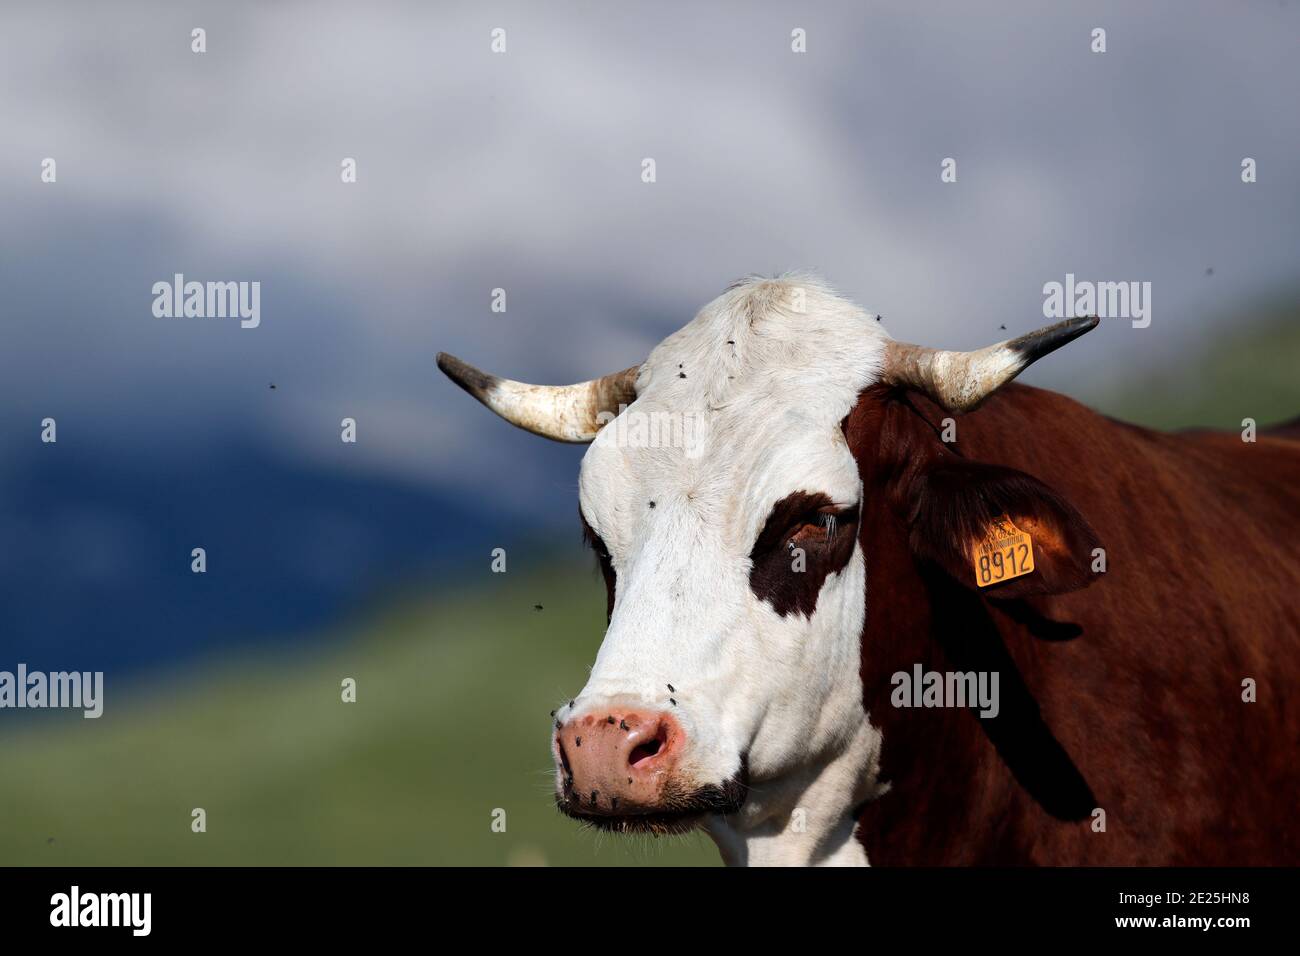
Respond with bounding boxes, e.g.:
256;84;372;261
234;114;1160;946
579;510;612;561
579;510;617;622
582;526;611;562
787;505;858;547
751;493;859;561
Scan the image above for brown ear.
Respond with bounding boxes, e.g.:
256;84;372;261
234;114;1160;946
898;459;1103;597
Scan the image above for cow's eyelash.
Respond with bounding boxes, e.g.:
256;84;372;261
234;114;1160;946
579;512;610;558
582;528;611;560
583;531;609;558
792;505;859;542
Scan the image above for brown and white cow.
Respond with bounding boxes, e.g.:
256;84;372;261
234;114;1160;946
438;275;1300;866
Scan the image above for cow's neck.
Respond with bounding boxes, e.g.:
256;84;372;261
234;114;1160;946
842;385;1093;864
704;718;882;867
842;385;989;864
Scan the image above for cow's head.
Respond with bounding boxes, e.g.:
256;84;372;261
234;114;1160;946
439;276;1099;865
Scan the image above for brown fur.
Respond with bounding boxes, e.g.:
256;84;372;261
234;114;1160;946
844;383;1300;865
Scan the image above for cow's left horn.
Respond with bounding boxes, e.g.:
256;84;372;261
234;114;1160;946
436;353;640;442
879;316;1099;413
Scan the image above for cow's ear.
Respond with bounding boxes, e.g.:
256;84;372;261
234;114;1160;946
897;458;1103;597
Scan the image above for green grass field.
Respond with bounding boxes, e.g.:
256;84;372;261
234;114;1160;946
0;563;718;866
1085;303;1300;431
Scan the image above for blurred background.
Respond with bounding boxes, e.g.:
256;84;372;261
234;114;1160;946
0;0;1296;865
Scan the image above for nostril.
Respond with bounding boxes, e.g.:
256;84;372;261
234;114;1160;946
558;743;572;776
628;735;662;768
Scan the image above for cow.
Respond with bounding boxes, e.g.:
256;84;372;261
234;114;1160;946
438;275;1300;866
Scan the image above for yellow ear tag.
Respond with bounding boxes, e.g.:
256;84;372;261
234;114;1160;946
972;515;1034;588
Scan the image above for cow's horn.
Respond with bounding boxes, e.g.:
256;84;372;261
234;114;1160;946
879;316;1099;413
436;353;640;442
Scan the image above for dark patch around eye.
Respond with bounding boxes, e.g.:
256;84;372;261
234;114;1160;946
580;510;616;621
749;491;860;618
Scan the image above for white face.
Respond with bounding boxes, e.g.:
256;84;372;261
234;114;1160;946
553;277;890;847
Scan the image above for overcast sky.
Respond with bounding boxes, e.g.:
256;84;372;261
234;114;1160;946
2;0;1297;511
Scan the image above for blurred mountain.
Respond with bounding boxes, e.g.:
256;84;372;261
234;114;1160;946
0;435;516;674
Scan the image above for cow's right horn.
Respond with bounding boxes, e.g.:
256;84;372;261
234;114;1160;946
437;353;640;443
879;316;1099;413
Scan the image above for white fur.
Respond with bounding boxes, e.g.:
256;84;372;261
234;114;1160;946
568;276;893;866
